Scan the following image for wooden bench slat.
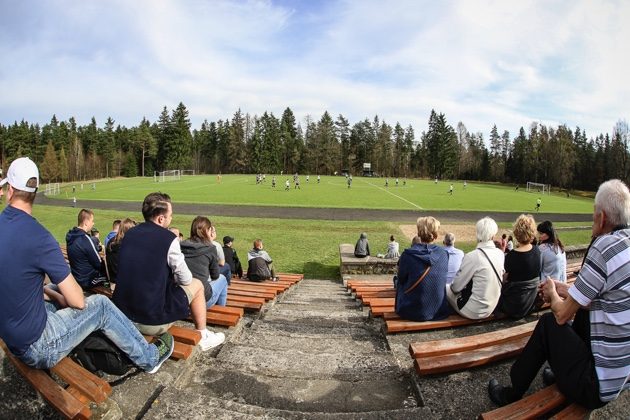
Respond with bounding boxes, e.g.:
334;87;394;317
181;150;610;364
387;314;500;333
51;357;112;403
409;321;536;358
414;335;529;375
226;295;266;305
225;299;263;310
206;311;241;327
168;326;201;345
0;340;92;420
549;402;590;419
227;289;276;300
208;305;244;317
172;341;194;360
479;385;566;420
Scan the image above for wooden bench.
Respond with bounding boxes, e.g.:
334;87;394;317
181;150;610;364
409;321;536;375
479;384;589;420
1;339;112;419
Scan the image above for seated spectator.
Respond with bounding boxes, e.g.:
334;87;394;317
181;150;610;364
180;216;228;309
223;236;244;278
488;179;630;409
443;232;464;284
105;218;136;284
354;232;370;257
0;158;173;374
168;227;182;242
497;214;541;319
209;224;232;283
65;208;107;289
378;235;400;259
104;219;121;247
500;233;508;252
395;217;452;321
446;217;505;320
247;239;277;282
537;220;567;282
113;192;225;351
506;235;514;252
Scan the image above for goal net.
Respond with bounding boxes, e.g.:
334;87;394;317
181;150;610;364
180;170;195;176
44;183;60;196
526;181;550;194
155;170;181;182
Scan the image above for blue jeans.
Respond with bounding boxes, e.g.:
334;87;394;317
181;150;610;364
20;295;159;371
220;264;232;284
206;275;228;308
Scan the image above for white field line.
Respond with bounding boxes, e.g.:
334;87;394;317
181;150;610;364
362;179;424;210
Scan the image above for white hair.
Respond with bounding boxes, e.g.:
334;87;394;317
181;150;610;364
443;232;456;246
595;179;630;227
476;217;498;242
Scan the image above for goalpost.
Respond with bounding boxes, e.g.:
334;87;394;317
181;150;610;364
180;170;195;176
154;170;181;182
44;183;60;196
526;181;551;194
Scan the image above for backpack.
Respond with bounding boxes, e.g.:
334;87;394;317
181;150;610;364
72;331;135;375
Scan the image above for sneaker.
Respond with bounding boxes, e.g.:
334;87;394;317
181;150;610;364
542;367;556;386
199;329;225;351
147;332;175;374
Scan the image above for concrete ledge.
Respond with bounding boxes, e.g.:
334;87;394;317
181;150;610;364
339;244;398;275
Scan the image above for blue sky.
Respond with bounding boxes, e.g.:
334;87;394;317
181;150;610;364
0;0;628;139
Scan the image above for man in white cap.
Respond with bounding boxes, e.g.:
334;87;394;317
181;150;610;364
0;157;174;373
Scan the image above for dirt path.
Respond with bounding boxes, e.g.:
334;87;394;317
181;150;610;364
38;195;592;223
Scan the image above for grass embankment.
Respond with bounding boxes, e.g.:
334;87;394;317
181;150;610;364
34;206;592;279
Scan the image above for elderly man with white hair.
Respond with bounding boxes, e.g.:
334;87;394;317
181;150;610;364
446;217;505;319
488;179;630;409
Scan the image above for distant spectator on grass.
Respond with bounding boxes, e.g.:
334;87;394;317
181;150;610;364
446;217;505;319
354;232;370;258
104;219;121;247
497;214;541;319
537;220;567;282
247;239;277;282
377;235;400;259
181;216;228;308
395;216;452;321
105;218;136;284
65;208;107;289
443;232;464;284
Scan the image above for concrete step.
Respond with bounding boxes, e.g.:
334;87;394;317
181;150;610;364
248;320;382;339
215;345;401;381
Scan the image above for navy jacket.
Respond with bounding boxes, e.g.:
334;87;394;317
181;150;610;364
65;227;103;287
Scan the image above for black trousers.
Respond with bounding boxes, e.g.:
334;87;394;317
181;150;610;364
509;312;607;409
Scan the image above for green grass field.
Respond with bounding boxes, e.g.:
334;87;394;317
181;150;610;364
56;175;593;213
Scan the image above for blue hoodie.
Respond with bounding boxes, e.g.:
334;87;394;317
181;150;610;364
65;227;103;287
395;243;452;321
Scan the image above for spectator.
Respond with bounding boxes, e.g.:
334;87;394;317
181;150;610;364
223;236;244;278
104;219;121;247
537;220;567;282
65;209;107;289
488;179;630;409
443;232;464;284
377;235;400;259
168;227;181;241
0;158;173;374
354;232;370;258
112;192;225;351
500;233;508;252
506;235;514;252
497;214;541;319
446;217;505;319
208;224;232;283
395;216;452;321
105;218;136;284
247;239;277;282
181;216;228;309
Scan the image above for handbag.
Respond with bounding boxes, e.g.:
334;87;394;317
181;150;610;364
456;248;502;310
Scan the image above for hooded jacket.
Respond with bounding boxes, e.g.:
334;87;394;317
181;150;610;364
395;243;452;321
65;227;103;287
354;233;370;257
247;248;273;281
180;239;219;302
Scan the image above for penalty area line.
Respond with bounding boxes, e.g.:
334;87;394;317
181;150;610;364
362;180;424;210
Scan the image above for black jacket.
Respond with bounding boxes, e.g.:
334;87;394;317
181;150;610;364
180;239;219;301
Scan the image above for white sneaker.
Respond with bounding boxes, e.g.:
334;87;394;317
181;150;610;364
198;329;225;351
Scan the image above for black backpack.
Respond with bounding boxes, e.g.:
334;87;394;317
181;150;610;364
72;331;135;375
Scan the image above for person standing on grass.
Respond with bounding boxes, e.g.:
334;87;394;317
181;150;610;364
285;179;290;190
487;179;630;409
536;197;542;211
112;192;225;351
0;158;174;374
449;183;454;195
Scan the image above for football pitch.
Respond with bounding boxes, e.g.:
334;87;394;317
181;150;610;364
57;175;593;214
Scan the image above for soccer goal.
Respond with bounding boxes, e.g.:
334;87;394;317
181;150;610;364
526;181;551;194
154;170;181;182
180;169;195;176
44;183;60;196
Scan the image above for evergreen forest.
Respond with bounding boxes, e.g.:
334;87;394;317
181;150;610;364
1;102;628;193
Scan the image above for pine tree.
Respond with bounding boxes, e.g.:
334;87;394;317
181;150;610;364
40;141;60;182
58;146;69;182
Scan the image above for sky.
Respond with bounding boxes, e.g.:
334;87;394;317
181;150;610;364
0;0;628;140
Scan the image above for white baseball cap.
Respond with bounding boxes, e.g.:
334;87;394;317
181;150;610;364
0;157;40;192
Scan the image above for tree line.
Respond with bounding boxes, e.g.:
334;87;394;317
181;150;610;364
0;102;627;192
